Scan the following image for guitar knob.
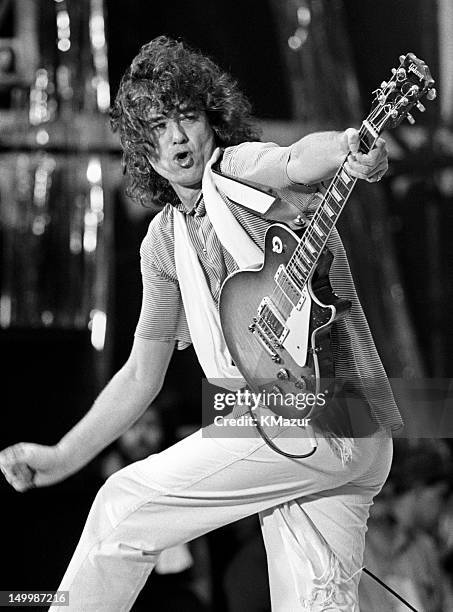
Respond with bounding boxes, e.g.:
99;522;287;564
277;368;289;380
293;215;307;226
426;88;437;101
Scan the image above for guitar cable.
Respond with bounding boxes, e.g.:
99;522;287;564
247;404;317;459
362;567;420;611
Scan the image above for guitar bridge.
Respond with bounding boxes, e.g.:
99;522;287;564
252;320;281;363
257;297;288;343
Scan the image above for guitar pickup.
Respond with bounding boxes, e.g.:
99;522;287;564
274;264;306;310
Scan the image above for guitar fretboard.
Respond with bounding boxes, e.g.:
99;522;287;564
285;120;380;291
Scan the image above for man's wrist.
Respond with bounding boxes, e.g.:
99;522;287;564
55;438;88;475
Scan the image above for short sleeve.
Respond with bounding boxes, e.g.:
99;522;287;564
134;228;191;350
221;141;321;219
222;141;294;190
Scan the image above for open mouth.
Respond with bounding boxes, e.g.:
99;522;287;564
174;151;194;168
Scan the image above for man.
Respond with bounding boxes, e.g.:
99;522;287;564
0;36;400;610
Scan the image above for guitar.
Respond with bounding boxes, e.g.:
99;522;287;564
219;53;435;420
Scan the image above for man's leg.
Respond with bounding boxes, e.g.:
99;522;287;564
52;423;391;611
260;478;389;611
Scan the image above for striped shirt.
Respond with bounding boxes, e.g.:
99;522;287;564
136;141;403;431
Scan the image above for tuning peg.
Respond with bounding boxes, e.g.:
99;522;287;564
416;101;426;112
406;113;415;125
399;54;406;63
426;88;437;101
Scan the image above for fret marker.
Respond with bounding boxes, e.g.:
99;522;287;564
340;169;351;184
306;241;316;254
313;223;324;238
293;260;307;275
331;186;342;202
295;262;307;275
325;203;335;217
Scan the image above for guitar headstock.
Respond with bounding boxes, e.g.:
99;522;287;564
370;53;436;131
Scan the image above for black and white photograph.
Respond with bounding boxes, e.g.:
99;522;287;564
0;1;452;610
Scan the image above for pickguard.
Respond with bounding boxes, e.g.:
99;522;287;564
281;286;312;367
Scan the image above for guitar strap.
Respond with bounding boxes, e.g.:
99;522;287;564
173;208;246;390
201;148;264;269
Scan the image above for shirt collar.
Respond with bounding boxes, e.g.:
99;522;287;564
172;192;205;217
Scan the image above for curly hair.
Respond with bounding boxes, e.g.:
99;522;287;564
110;36;261;207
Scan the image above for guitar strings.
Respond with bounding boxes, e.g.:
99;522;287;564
282;107;386;290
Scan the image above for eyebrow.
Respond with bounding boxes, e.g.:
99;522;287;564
148;107;199;123
178;104;196;112
149;114;166;123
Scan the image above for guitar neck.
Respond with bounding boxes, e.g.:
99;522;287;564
281;51;435;291
288;120;381;287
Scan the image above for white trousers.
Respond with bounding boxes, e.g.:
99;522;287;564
51;422;392;612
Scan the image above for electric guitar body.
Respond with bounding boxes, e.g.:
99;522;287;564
220;224;351;419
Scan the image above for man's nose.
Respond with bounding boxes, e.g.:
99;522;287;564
169;120;188;143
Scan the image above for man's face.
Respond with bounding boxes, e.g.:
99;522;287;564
148;107;216;194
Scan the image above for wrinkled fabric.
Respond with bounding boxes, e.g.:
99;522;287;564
51;426;392;611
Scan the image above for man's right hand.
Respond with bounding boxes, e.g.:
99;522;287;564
0;339;174;493
0;443;71;492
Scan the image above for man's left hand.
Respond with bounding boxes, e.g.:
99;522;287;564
342;128;388;183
